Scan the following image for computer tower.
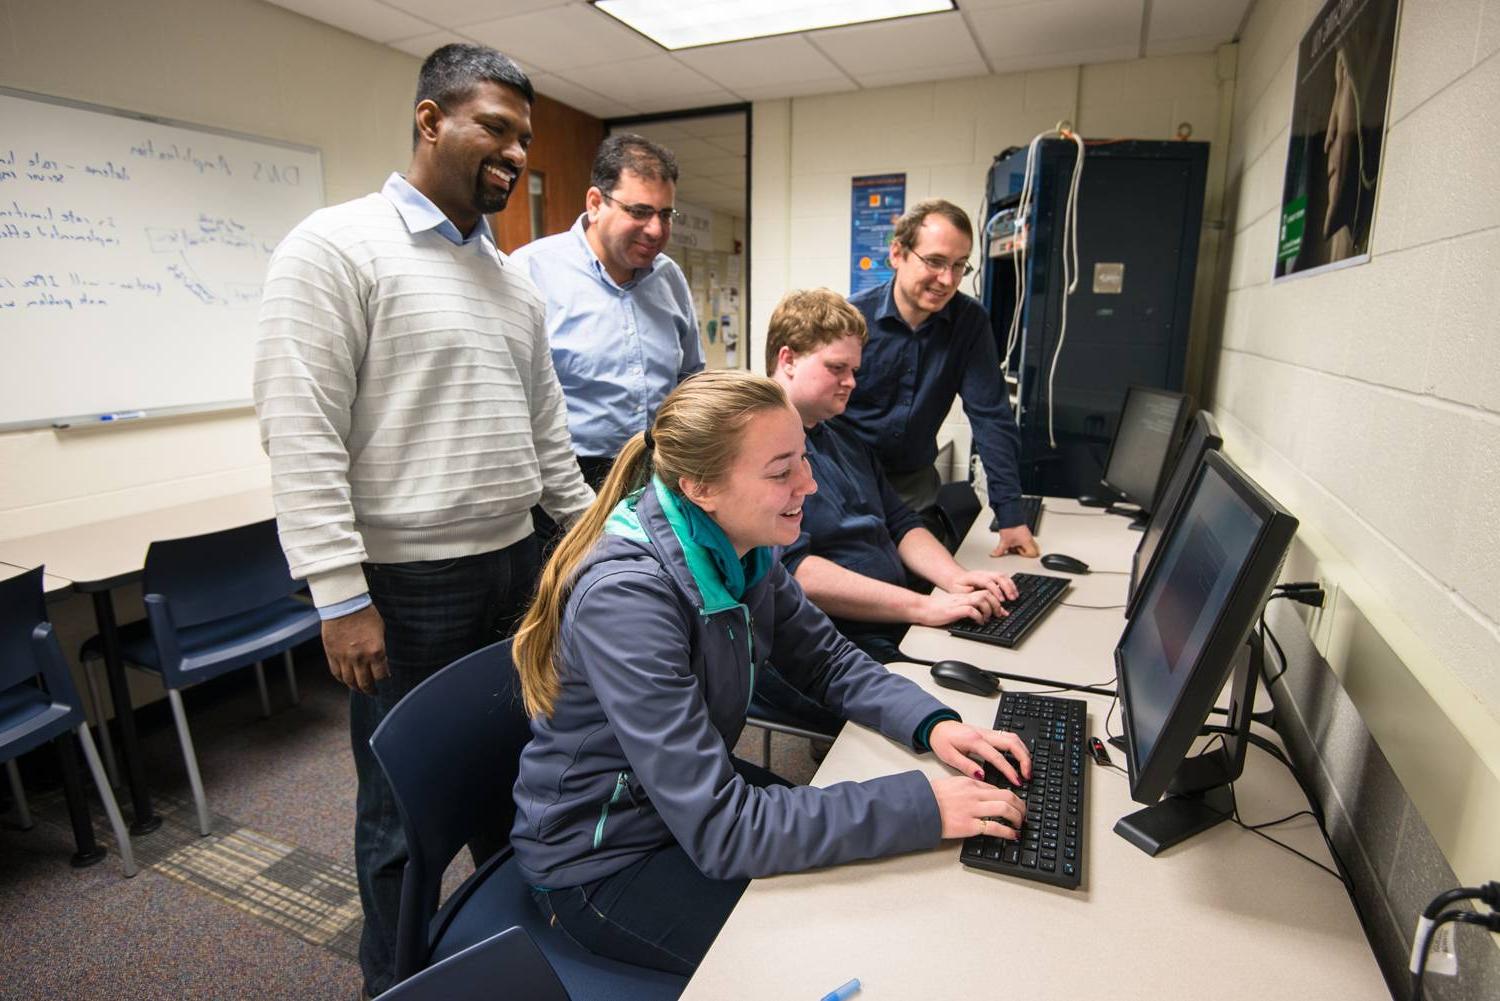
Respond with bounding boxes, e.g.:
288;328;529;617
982;139;1209;499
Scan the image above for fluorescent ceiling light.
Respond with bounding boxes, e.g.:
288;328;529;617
591;0;956;50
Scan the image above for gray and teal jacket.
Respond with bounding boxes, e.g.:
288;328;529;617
510;476;957;888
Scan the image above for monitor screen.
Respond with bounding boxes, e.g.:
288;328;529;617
1116;452;1297;815
1100;386;1190;512
1126;411;1224;617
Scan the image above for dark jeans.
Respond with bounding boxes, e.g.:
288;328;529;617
530;758;792;976
350;538;542;997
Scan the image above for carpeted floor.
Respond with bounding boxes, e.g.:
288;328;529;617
0;646;820;1000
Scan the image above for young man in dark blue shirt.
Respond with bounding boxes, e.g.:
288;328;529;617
845;199;1040;559
767;289;1018;663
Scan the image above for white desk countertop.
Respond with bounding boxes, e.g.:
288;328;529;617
681;496;1385;1000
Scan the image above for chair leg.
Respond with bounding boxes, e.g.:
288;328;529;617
82;657;120;789
5;759;32;830
76;724;137;877
760;726;772;768
283;650;300;706
253;661;271;718
167;690;212;836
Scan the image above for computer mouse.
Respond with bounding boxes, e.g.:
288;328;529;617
1040;553;1090;574
929;660;1001;697
1076;494;1113;508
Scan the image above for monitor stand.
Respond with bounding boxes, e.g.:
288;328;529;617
1113;632;1262;856
1105;502;1146;530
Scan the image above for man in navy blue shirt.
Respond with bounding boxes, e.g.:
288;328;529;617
846;199;1040;558
768;289;1017;663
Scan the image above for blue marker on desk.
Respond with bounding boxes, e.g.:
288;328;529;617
818;978;861;1001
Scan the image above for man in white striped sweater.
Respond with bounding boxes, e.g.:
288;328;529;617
253;44;593;999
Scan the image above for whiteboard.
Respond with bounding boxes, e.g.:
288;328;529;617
0;87;324;429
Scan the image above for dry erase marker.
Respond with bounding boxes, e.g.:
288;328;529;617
99;410;146;422
819;978;861;1001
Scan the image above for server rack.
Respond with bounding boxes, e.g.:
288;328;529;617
982;139;1209;499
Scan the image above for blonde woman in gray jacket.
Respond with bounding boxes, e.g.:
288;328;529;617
510;370;1031;975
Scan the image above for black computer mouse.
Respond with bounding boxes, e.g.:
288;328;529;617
929;660;1000;697
1040;553;1090;574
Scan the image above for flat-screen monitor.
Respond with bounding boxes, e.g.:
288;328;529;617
1099;385;1191;529
1113;451;1298;856
1125;411;1224;618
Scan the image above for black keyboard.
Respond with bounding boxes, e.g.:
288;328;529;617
990;494;1043;534
960;691;1088;889
946;572;1069;648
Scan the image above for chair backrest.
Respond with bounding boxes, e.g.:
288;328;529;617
370;639;533;976
0;568;51;693
142;519;301;628
931;479;982;553
0;567;83;723
378;927;570;1001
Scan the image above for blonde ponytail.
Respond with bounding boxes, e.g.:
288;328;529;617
513;370;790;717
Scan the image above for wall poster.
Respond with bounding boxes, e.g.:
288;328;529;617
1275;0;1400;281
850;173;905;295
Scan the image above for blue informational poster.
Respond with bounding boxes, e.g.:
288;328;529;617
849;173;905;295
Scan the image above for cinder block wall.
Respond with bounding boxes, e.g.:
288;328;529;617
1209;0;1500;993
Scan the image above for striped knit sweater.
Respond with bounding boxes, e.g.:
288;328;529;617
253;193;593;608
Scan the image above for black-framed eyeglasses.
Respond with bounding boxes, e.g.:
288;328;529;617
601;191;680;225
909;251;975;277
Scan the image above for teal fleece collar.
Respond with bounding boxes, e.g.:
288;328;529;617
603;476;771;614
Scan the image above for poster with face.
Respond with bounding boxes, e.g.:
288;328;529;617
1275;0;1400;281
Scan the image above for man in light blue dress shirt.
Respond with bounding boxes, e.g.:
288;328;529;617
511;134;704;489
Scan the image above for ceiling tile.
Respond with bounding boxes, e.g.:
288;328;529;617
1145;35;1228;57
850;59;989;89
268;0;435;43
529;72;638;118
459;4;661;73
967;0;1145;64
811;11;984;77
387;29;480;59
383;0;569;25
561;55;737;112
732;77;857;102
673;35;850;92
1147;0;1249;46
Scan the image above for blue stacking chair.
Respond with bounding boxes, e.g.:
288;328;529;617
370;640;687;999
1;567;136;877
82;518;320;836
378;927;570;1001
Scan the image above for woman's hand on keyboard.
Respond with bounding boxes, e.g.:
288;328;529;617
928;720;1033;786
930;774;1026;840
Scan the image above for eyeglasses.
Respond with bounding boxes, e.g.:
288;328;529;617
600;192;681;225
908;251;975;277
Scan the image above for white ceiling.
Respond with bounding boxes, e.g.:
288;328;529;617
265;0;1252;216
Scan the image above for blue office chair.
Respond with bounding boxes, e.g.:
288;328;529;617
369;640;687;999
2;567;136;877
378;927;569;1001
81;519;319;836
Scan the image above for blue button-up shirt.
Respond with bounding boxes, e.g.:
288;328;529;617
510;215;703;458
845;280;1024;528
381;172;496;251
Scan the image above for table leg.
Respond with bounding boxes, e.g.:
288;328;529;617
90;590;161;834
56;732;105;867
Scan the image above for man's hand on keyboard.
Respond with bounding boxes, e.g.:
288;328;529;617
913;588;1005;627
927;720;1033;786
